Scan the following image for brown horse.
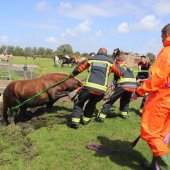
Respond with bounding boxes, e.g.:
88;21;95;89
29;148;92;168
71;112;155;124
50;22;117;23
2;72;83;125
72;54;85;64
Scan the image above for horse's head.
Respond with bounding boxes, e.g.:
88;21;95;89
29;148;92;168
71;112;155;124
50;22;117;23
65;76;83;92
49;73;83;92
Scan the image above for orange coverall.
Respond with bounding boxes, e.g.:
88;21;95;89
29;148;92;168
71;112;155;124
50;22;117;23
136;36;170;156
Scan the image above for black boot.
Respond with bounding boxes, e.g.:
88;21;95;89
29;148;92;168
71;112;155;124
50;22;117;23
141;156;156;170
154;153;170;170
95;117;104;123
69;123;79;129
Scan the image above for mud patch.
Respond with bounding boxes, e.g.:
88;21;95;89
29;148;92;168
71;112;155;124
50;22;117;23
0;94;3;117
0;124;38;166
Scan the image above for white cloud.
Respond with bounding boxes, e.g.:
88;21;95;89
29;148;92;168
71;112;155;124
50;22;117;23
45;36;57;43
87;30;102;43
0;35;10;43
138;15;161;30
36;1;50;11
58;1;144;20
118;15;161;33
77;20;91;32
58;2;72;13
118;22;130;33
61;29;78;38
62;20;92;39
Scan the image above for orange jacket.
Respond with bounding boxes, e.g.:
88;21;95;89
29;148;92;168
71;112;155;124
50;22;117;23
136;36;170;96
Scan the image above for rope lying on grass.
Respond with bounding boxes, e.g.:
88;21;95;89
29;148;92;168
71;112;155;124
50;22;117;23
86;135;141;154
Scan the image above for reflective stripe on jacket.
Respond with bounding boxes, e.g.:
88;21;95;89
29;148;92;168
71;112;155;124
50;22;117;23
84;59;112;92
115;63;137;89
72;54;122;93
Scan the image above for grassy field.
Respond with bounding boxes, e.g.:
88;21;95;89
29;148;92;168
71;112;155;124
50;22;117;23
0;56;153;170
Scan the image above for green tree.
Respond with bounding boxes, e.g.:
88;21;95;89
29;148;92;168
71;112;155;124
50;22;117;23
32;47;38;55
74;51;81;55
24;47;32;56
55;44;73;56
6;45;15;54
146;52;156;63
45;48;53;58
82;53;89;58
37;47;46;55
0;45;7;53
14;46;24;56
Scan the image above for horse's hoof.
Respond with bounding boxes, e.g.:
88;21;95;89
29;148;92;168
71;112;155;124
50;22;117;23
0;119;8;126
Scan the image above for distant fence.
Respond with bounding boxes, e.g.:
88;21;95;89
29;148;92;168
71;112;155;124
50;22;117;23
0;64;38;94
0;64;38;79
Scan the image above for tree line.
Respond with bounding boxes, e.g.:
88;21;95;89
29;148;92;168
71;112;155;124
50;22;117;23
0;44;155;63
0;44;90;58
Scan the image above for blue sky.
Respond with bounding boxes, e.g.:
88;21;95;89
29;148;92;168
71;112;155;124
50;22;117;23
0;0;170;55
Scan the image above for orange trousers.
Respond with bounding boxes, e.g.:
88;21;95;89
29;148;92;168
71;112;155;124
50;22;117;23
141;88;170;156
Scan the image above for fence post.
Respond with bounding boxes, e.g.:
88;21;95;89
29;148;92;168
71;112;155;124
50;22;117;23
23;64;28;80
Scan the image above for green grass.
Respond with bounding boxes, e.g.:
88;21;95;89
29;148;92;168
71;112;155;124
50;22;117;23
0;56;155;170
12;56;88;80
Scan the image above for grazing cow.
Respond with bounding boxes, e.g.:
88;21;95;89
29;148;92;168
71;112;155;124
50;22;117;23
1;73;83;125
53;56;60;66
58;55;76;67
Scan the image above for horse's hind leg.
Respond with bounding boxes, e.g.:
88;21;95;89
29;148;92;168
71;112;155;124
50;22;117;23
14;107;27;123
2;103;10;125
46;101;56;113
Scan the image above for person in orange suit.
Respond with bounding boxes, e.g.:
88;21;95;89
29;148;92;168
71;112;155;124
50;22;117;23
131;24;170;169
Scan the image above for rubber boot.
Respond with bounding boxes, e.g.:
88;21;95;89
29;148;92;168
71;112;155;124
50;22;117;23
141;156;156;170
95;112;106;123
81;116;91;125
154;153;170;170
121;111;128;119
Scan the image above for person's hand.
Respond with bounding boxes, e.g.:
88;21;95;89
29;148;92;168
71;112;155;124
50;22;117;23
131;90;139;100
68;90;78;102
136;79;142;86
69;73;74;78
110;84;115;91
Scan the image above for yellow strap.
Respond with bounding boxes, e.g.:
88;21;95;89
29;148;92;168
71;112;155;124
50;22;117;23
121;112;128;116
88;60;112;67
86;60;112;89
72;118;80;123
82;116;91;122
99;113;106;119
119;61;127;66
117;78;136;83
84;82;107;91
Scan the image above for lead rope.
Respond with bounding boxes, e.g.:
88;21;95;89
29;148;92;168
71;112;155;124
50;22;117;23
86;135;141;154
10;76;70;111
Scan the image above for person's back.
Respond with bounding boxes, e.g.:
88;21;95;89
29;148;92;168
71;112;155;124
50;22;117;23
83;52;114;93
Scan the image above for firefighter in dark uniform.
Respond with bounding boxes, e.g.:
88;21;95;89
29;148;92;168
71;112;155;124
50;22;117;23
69;48;122;129
96;54;137;122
